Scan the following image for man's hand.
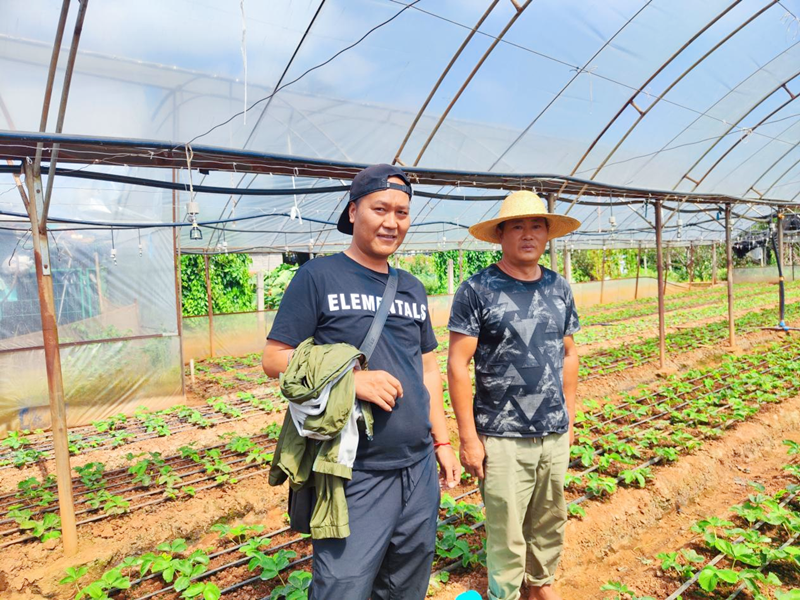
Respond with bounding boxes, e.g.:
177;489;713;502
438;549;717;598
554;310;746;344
569;423;575;446
354;370;403;412
459;436;486;480
435;445;460;489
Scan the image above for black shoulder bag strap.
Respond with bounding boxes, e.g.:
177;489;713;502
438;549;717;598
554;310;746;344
288;265;398;535
360;266;398;360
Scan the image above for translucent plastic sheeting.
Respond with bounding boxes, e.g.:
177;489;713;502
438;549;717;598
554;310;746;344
571;277;690;308
0;211;182;432
0;335;182;435
181;279;691;363
0;0;798;254
0;167;774;254
183;310;276;363
3;0;800;199
734;266;800;282
0;226;178;350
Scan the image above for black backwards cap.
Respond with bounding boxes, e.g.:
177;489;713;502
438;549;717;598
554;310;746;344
336;164;413;235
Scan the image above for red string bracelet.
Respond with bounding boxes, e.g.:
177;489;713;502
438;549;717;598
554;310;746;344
433;441;451;448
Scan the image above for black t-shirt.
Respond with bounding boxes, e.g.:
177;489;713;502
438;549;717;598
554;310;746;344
268;253;439;470
448;265;580;438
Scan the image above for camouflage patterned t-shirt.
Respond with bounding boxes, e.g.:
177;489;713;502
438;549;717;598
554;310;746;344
448;264;580;438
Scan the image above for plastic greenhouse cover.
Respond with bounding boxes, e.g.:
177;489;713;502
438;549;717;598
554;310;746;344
0;208;181;432
0;0;798;254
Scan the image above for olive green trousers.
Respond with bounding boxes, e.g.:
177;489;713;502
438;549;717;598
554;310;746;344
479;433;570;600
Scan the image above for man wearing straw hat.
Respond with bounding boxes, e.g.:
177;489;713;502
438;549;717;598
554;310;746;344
447;191;581;600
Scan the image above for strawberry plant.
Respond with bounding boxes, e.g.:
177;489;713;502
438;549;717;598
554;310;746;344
207;398;242;419
246;548;297;581
74;462;106;490
600;581;655;600
75;567;130;600
270;570;312;600
16;475;56;506
210;522;265;541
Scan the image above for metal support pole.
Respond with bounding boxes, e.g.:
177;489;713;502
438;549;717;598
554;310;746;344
93;251;105;313
564;243;572;283
256;269;265;338
599;245;606;305
256;271;265;312
447;259;454;295
777;212;785;273
548;193;558;272
712;241;718;285
655;201;667;370
204;255;215;358
171;170;185;395
40;0;90;228
634;243;642;300
23;165;78;556
725;204;737;348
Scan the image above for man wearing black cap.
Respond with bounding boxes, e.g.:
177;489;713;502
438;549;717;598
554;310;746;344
263;164;459;599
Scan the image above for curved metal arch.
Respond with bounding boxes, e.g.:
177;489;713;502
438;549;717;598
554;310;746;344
206;0;327;249
676;77;800;192
749;142;800;200
733;113;800;199
706;108;800;199
618;41;800;193
563;0;749;182
412;0;533;166
487;0;656;172
392;0;500;166
656;75;800;225
554;1;762;214
589;0;780;183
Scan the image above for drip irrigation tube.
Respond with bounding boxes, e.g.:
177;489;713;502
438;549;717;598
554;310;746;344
663;491;800;600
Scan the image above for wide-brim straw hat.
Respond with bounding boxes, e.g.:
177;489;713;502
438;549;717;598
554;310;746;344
468;190;581;244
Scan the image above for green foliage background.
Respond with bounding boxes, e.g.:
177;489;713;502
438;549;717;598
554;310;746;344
180;254;256;316
179;244;777;315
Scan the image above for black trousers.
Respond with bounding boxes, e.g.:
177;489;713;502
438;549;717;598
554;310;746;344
310;450;439;600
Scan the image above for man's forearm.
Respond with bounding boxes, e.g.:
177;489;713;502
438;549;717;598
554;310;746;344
563;353;579;424
424;369;450;444
448;364;478;442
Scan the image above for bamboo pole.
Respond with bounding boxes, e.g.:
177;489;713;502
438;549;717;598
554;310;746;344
564;242;572;283
655;201;667;370
204;255;215;358
599;245;606;305
23;165;78;556
171;169;185;395
458;244;464;283
688;243;695;283
548;193;558;272
725;204;736;349
634;243;642;300
712;241;718;285
447;259;454;294
93;251;105;313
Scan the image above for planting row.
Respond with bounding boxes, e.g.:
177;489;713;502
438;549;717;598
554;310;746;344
581;281;792;327
0;392;282;469
0;426;280;547
602;442;800;600
579;300;800;379
575;285;791;346
426;339;800;585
